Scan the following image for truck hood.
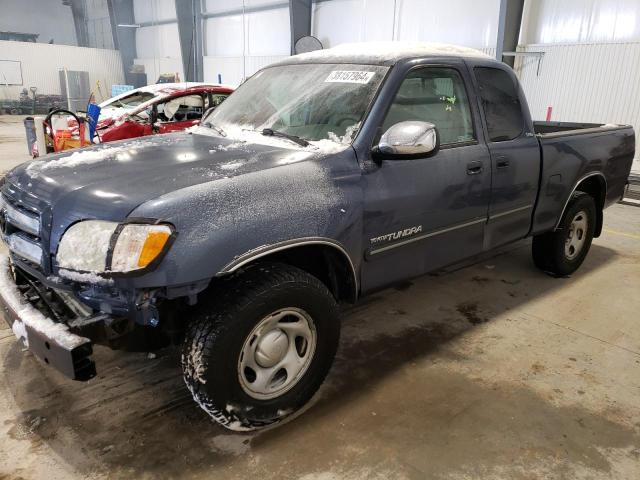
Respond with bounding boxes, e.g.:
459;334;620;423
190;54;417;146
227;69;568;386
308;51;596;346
4;132;324;227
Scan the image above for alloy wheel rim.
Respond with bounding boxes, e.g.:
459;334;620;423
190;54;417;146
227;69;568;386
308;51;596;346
565;210;588;260
238;308;317;400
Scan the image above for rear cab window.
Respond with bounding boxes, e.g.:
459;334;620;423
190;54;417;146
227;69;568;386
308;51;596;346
474;67;524;142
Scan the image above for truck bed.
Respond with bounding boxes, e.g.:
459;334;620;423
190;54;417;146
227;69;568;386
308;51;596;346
534;121;622;136
530;122;635;235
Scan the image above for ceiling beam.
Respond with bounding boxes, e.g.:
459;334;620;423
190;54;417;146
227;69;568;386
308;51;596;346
175;0;203;82
107;0;138;85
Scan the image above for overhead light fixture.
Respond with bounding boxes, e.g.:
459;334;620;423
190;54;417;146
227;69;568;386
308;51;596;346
117;24;141;28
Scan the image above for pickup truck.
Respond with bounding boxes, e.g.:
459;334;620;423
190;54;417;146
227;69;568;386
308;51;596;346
0;42;634;431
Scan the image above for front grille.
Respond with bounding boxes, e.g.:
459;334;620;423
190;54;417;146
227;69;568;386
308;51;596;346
0;183;49;272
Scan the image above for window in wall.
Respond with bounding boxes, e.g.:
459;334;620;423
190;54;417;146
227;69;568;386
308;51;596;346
382;67;475;146
474;67;524;142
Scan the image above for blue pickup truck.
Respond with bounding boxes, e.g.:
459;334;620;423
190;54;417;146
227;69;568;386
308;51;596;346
0;43;634;431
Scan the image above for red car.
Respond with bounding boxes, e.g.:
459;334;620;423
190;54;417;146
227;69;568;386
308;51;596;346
95;82;234;143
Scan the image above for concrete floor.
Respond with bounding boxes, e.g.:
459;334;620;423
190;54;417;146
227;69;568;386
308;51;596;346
0;115;639;479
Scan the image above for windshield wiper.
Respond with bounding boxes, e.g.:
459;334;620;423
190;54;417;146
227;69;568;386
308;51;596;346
203;122;226;137
261;128;309;147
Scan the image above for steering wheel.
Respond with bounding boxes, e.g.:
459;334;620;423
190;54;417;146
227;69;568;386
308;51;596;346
45;108;81;130
44;109;83;148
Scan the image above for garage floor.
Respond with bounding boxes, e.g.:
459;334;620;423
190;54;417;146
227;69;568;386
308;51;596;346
0;115;639;479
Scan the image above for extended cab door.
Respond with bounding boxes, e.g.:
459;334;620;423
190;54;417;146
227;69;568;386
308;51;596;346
360;64;491;292
471;65;540;249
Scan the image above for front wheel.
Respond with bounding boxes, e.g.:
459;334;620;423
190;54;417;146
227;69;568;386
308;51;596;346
532;191;596;276
181;262;340;431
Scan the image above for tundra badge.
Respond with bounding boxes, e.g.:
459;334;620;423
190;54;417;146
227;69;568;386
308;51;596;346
370;226;423;245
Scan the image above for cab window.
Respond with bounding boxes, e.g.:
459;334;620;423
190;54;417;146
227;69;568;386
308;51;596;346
382;67;475;146
474;67;524;142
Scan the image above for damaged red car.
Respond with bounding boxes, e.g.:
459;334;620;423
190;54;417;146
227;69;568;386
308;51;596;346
95;82;234;142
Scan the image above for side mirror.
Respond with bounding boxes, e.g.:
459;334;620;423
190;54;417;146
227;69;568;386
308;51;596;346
374;121;439;159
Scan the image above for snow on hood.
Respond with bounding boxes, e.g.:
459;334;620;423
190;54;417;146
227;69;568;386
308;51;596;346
188;124;355;155
25;139;159;176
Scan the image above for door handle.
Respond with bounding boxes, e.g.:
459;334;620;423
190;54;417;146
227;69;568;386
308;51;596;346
467;161;483;175
496;157;510;169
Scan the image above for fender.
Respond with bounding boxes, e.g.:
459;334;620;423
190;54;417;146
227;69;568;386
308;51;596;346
218;237;359;294
554;171;607;230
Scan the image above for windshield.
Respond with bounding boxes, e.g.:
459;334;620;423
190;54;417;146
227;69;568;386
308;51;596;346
203;63;388;146
102;91;156;111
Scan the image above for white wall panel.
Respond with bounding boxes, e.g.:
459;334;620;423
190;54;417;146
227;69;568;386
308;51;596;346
312;0;394;47
246;8;290;55
521;0;640;44
395;0;499;47
204;0;285;13
312;0;500;49
204;7;290;57
0;0;77;46
204;15;245;56
133;0;177;24
136;23;182;59
205;0;245;13
203;56;244;85
515;42;640;164
203;2;290;83
203;55;287;86
132;0;181;83
134;57;184;84
0;41;124;102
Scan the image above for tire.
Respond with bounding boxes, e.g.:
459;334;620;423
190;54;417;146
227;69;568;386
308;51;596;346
532;191;596;276
181;262;340;431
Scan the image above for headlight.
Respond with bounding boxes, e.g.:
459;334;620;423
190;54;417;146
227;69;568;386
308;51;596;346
56;220;173;274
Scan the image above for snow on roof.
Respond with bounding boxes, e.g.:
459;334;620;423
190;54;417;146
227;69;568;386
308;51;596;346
288;41;491;64
99;82;234;107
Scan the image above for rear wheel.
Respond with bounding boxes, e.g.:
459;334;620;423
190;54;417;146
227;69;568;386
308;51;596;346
181;262;340;430
532;191;596;276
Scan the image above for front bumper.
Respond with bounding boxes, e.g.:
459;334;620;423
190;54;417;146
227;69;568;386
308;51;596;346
0;254;96;381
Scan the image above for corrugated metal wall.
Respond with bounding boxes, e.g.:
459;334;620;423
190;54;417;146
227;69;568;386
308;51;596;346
0;40;125;103
515;42;640;167
518;0;640;170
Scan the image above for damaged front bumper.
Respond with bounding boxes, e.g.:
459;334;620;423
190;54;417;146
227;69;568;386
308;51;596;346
0;254;97;380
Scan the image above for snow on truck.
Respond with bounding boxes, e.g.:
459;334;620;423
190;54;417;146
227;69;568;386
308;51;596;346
0;42;634;431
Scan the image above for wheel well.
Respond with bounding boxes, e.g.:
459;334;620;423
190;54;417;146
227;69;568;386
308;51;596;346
575;175;606;237
244;245;358;304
